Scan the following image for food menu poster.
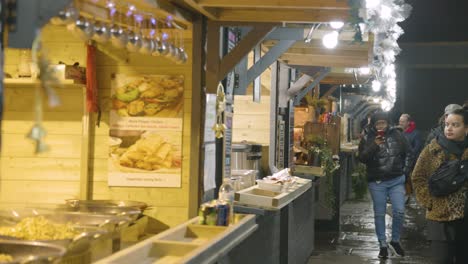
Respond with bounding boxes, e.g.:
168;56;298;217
108;74;184;187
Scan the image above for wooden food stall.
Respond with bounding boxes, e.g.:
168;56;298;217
0;0;226;262
177;0;374;263
0;0;375;263
1;0;199;225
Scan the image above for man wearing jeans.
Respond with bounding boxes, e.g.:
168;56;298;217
358;112;414;259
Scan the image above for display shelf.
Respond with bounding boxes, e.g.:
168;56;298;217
4;78;84;89
95;214;257;264
234;178;312;210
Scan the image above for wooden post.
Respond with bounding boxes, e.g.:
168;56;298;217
80;87;92;200
206;21;221;94
189;15;204;218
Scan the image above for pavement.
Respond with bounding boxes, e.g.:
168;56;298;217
308;195;432;264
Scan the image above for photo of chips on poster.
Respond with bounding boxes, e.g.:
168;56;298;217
111;74;184;118
108;129;182;187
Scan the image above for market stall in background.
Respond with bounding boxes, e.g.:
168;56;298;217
0;0;208;262
0;0;411;262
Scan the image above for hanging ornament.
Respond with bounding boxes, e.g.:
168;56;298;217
28;30;65;153
212;83;227;139
110;6;128;49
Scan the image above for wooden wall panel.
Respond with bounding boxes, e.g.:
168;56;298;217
232;96;271;145
0;25;78;205
89;32;194;227
0;23;196;227
0;181;79;204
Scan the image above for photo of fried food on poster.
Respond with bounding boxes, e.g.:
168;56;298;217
109;129;182;187
110;74;184;119
108;74;184;187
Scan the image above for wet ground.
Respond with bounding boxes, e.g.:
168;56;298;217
308;196;432;263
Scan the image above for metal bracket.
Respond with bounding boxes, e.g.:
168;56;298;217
293;67;331;106
253;44;261;102
239;39;296;92
265;27;304;40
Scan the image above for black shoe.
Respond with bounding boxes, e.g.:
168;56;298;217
378;247;388;259
389;241;405;257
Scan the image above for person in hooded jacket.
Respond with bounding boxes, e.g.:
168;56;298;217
358;112;414;259
412;108;468;264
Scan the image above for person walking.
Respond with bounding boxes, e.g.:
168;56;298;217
399;114;423;158
411;109;468;264
399;114;423;199
425;104;463;146
358;112;414;259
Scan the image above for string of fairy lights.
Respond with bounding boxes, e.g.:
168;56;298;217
317;0;411;111
359;0;412;111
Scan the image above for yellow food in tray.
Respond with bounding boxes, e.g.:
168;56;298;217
0;216;79;241
112;76;184;117
118;134;181;171
0;254;13;262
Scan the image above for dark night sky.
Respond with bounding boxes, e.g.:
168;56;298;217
393;0;468;132
399;0;468;42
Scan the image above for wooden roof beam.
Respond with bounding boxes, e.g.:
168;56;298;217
321;84;339;98
198;0;349;9
282;54;369;68
183;0;219;20
279;48;369;58
219;25;275;80
263;40;371;51
218;8;349;22
293;68;331;105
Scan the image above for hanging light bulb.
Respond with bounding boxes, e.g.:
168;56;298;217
372;80;381;92
366;0;381;9
381;100;392;111
322;31;339;49
330;21;344;29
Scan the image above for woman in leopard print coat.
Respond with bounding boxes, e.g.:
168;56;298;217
411;109;468;264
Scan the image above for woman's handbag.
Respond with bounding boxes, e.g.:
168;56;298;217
428;160;467;197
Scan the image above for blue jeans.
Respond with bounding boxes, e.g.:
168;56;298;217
368;175;406;247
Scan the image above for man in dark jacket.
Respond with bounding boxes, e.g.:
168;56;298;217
398;114;422;199
358;112;414;259
399;114;422;158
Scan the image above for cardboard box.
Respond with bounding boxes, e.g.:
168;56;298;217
52;64;86;84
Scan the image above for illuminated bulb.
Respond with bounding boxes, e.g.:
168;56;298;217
366;0;381;9
383;64;395;77
359;67;371;75
372;80;381;92
322;31;339;49
351;84;355;88
373;98;380;103
330;21;344;29
381;100;392;111
381;5;392;20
